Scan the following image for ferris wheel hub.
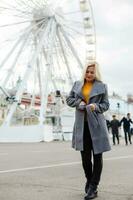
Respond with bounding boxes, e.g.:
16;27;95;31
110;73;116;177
33;6;54;20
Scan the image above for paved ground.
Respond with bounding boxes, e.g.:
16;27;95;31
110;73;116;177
0;138;133;200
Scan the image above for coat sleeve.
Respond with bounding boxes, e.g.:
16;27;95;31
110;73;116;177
130;119;133;124
66;82;82;108
120;117;124;126
94;84;110;113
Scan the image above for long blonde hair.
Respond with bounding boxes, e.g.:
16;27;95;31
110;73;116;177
81;62;102;82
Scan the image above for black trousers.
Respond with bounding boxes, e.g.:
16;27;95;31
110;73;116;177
124;128;132;144
80;121;103;188
112;130;119;145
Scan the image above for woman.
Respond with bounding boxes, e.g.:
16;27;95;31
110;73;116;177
66;62;111;200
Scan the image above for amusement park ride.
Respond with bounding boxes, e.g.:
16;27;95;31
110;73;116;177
0;0;96;142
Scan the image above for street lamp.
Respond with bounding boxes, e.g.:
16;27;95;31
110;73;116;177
117;102;120;119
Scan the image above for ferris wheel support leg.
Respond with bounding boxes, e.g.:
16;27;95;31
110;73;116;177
2;64;34;126
39;19;57;125
30;63;37;109
42;49;57;91
39;65;49;126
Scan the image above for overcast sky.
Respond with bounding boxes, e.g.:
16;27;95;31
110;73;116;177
91;0;133;98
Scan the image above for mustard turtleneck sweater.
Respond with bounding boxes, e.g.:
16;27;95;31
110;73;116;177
82;81;93;103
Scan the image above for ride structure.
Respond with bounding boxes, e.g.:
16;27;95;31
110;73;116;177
0;0;96;142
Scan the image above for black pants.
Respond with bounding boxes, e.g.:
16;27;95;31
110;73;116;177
112;131;119;145
80;121;103;188
124;128;132;144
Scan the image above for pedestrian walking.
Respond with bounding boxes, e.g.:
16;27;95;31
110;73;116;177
120;113;133;145
110;115;120;145
106;119;111;131
66;62;111;200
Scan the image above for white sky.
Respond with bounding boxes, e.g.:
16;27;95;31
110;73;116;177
91;0;133;98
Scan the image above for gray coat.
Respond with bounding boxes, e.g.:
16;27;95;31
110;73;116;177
66;80;111;154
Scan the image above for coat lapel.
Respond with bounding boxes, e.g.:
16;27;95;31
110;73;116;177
89;80;104;98
76;80;105;101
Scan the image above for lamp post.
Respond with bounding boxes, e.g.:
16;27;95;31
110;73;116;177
117;102;120;120
55;90;62;136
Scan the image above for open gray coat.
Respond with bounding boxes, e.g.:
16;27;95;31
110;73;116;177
66;80;111;154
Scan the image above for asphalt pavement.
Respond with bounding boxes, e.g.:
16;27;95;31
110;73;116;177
0;138;133;200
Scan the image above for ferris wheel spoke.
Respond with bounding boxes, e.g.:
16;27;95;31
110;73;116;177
0;10;32;21
0;29;32;70
0;3;33;17
0;20;33;28
59;26;83;70
0;17;48;70
0;29;33;53
2;33;31;87
53;38;67;80
15;0;34;9
62;31;85;54
0;15;48;29
0;37;25;71
55;0;74;8
0;3;33;19
19;1;39;10
62;23;85;36
63;10;81;15
0;16;48;45
60;34;80;61
54;37;64;70
54;41;63;69
64;20;84;27
56;27;74;85
29;0;44;10
55;12;84;27
57;37;71;69
15;0;37;13
14;1;31;11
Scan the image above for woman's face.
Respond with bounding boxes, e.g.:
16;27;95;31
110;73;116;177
85;66;96;82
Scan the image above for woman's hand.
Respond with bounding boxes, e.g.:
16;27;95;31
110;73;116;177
79;101;86;106
88;103;96;111
78;101;86;111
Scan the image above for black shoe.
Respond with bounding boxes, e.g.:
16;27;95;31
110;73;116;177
84;187;98;200
85;181;90;193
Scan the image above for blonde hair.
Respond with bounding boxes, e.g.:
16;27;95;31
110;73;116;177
81;62;102;82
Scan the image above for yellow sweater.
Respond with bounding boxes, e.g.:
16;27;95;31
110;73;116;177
82;82;93;103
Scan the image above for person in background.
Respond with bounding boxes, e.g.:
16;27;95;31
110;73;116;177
110;115;120;145
106;119;111;132
120;113;133;145
66;62;111;200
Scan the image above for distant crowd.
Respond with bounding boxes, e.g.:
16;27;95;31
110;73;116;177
106;113;133;145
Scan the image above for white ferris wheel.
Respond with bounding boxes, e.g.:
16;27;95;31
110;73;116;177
0;0;96;127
